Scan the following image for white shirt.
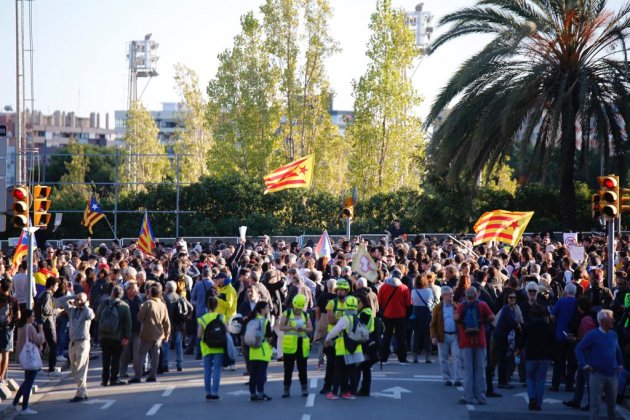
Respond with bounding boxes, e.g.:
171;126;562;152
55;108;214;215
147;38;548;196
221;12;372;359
12;272;35;305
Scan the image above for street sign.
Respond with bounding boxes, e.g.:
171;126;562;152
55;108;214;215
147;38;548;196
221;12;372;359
0;125;6;137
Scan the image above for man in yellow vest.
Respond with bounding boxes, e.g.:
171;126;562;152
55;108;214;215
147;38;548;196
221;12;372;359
280;294;313;398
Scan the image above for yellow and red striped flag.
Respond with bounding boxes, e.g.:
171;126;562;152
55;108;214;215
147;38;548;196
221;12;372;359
473;210;534;247
137;212;156;255
263;154;314;194
10;230;28;275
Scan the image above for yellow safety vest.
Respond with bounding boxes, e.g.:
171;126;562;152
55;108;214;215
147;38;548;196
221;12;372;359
335;314;363;356
248;315;272;362
326;298;348;332
282;309;310;358
197;312;224;356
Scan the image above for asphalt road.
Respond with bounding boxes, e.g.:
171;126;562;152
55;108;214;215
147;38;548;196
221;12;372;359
1;345;628;420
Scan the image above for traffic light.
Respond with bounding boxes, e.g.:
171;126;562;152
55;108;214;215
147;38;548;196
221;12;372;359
592;194;602;219
621;186;630;215
598;175;620;219
342;196;353;219
11;186;29;228
32;185;51;228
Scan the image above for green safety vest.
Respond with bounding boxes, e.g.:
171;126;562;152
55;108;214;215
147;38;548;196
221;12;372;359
282;309;310;358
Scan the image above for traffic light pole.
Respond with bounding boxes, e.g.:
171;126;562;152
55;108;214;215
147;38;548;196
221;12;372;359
346;217;351;240
608;219;615;290
25;226;38;309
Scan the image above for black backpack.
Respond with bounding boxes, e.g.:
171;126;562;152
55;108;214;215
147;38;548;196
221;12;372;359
174;298;190;323
203;315;227;348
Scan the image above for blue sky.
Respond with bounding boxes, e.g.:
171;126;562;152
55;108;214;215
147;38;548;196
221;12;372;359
0;0;625;122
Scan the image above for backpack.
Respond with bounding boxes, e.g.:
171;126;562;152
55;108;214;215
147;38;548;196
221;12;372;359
174;298;190;323
244;317;264;348
344;315;370;354
203;315;227;348
99;300;120;336
462;301;481;336
0;298;14;327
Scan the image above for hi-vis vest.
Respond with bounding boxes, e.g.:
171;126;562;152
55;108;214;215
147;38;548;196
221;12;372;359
327;298;348;332
282;309;310;358
248;315;272;362
335;309;374;356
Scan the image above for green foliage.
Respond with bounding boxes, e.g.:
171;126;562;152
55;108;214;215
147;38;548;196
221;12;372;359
54;139;91;201
121;102;171;193
173;64;213;184
425;0;630;229
32;175;604;241
347;0;424;196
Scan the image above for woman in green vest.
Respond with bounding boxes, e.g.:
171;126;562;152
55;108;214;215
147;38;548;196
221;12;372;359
248;301;273;402
280;294;313;398
197;296;224;400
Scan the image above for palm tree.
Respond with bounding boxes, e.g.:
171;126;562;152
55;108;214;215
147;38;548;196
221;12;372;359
425;0;630;229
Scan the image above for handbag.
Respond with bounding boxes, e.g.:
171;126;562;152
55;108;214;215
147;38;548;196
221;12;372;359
19;325;42;371
343;351;365;365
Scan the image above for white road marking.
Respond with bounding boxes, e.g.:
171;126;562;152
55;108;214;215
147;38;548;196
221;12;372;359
466;404;475;411
146;404;162;416
301;415;311;420
306;393;315;407
457;387;464;392
310;378;317;389
162;386;175;397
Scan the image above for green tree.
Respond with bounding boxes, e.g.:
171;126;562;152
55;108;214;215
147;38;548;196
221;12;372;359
261;0;347;192
173;64;213;184
425;0;630;229
206;12;283;179
347;0;424;196
121;101;170;192
55;139;91;201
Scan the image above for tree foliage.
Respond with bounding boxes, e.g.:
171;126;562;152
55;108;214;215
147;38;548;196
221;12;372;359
347;0;425;196
53;139;91;201
173;64;213;184
120;102;171;193
425;0;630;229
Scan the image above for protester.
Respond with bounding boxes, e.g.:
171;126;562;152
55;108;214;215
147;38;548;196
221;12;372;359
63;292;95;402
96;285;131;386
430;285;461;386
575;309;624;420
12;309;45;415
377;269;412;364
248;301;273;402
198;296;225;400
0;277;19;384
280;294;312;398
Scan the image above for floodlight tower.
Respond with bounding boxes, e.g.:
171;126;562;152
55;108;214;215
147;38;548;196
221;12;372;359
127;33;159;109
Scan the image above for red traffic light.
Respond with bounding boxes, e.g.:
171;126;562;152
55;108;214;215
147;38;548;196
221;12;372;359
604;178;617;189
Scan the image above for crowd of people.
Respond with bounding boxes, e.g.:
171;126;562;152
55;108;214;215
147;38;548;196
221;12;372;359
0;231;628;419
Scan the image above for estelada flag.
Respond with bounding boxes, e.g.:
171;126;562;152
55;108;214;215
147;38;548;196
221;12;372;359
81;195;105;234
352;245;379;283
263;154;314;194
10;230;28;275
137;212;156;254
314;229;333;260
473;210;534;247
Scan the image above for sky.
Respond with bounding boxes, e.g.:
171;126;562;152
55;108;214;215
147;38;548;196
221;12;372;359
0;0;625;124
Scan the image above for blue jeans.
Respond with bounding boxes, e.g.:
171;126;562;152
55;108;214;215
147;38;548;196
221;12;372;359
460;347;486;403
590;371;617;420
13;370;38;409
526;360;550;404
56;316;69;358
203;353;224;397
161;331;184;370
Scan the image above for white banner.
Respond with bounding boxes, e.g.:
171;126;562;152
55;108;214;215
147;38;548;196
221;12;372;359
564;233;584;263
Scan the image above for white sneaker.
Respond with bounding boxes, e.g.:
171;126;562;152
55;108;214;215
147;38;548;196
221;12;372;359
20;408;38;415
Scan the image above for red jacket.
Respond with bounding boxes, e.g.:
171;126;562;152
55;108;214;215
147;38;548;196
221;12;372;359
377;280;411;319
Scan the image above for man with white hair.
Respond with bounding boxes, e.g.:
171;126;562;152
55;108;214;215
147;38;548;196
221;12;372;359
430;286;462;386
161;281;192;373
575;309;623;420
455;287;495;404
